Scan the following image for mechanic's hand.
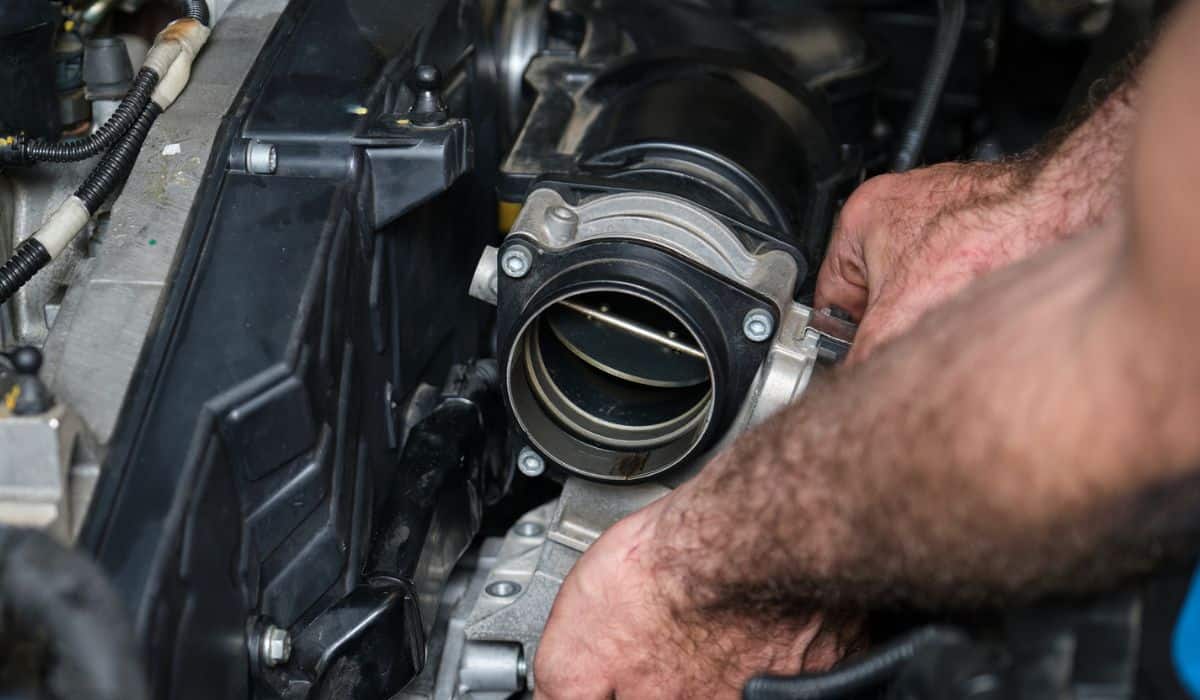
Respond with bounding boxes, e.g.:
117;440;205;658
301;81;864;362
816;162;1069;361
533;497;859;699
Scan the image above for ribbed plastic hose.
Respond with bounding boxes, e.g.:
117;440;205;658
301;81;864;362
183;0;211;24
0;239;52;304
2;0;209;165
4;69;160;165
0;102;162;304
0;4;210;304
75;102;162;212
892;0;967;172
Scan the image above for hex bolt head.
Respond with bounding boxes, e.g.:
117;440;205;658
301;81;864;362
742;309;775;342
486;580;522;597
246;142;278;175
544;206;579;243
260;624;292;667
516;447;544;477
500;245;533;278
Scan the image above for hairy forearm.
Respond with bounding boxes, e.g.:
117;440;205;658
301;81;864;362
655;224;1200;613
813;68;1143;354
1015;75;1139;241
945;76;1139;258
641;41;1192;617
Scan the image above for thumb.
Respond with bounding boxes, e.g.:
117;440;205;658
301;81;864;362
815;234;869;321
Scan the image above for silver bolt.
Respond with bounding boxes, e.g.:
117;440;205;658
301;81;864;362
246;141;278;175
486;580;522;597
260;624;292;667
545;206;579;243
742;309;774;342
514;521;544;537
516;447;544;477
500;245;533;278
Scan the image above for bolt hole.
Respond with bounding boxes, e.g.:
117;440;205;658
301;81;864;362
514;522;544;537
486;580;522;598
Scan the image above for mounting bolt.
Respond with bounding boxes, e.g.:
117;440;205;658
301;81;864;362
742;309;774;342
544;206;578;243
516;447;544;477
246;141;277;175
500;245;533;279
259;624;292;668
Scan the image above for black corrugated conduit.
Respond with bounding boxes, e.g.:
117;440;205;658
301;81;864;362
74;103;162;212
3;68;159;165
0;6;211;304
183;0;211;25
892;0;967;172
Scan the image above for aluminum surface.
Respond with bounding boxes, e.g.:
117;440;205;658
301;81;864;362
0;0;286;543
508;188;803;311
0;402;95;541
430;479;667;694
495;0;546;137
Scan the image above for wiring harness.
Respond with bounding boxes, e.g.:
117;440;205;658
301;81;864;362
0;2;211;304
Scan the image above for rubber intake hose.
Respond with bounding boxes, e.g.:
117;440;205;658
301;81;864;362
892;0;967;172
0;527;150;700
3;68;160;166
75;101;162;213
742;626;965;700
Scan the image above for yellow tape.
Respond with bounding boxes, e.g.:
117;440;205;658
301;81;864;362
3;385;20;412
498;200;522;233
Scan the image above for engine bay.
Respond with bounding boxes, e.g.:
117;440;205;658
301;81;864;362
0;0;1166;698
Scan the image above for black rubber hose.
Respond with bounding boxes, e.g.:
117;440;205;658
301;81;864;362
184;0;211;24
0;527;149;700
0;239;51;305
3;68;161;166
75;102;162;213
742;626;965;700
892;0;967;172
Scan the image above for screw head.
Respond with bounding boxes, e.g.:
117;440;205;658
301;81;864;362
516;447;544;477
260;624;292;667
500;245;533;278
742;309;774;342
544;206;579;242
486;580;522;597
246;142;277;175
